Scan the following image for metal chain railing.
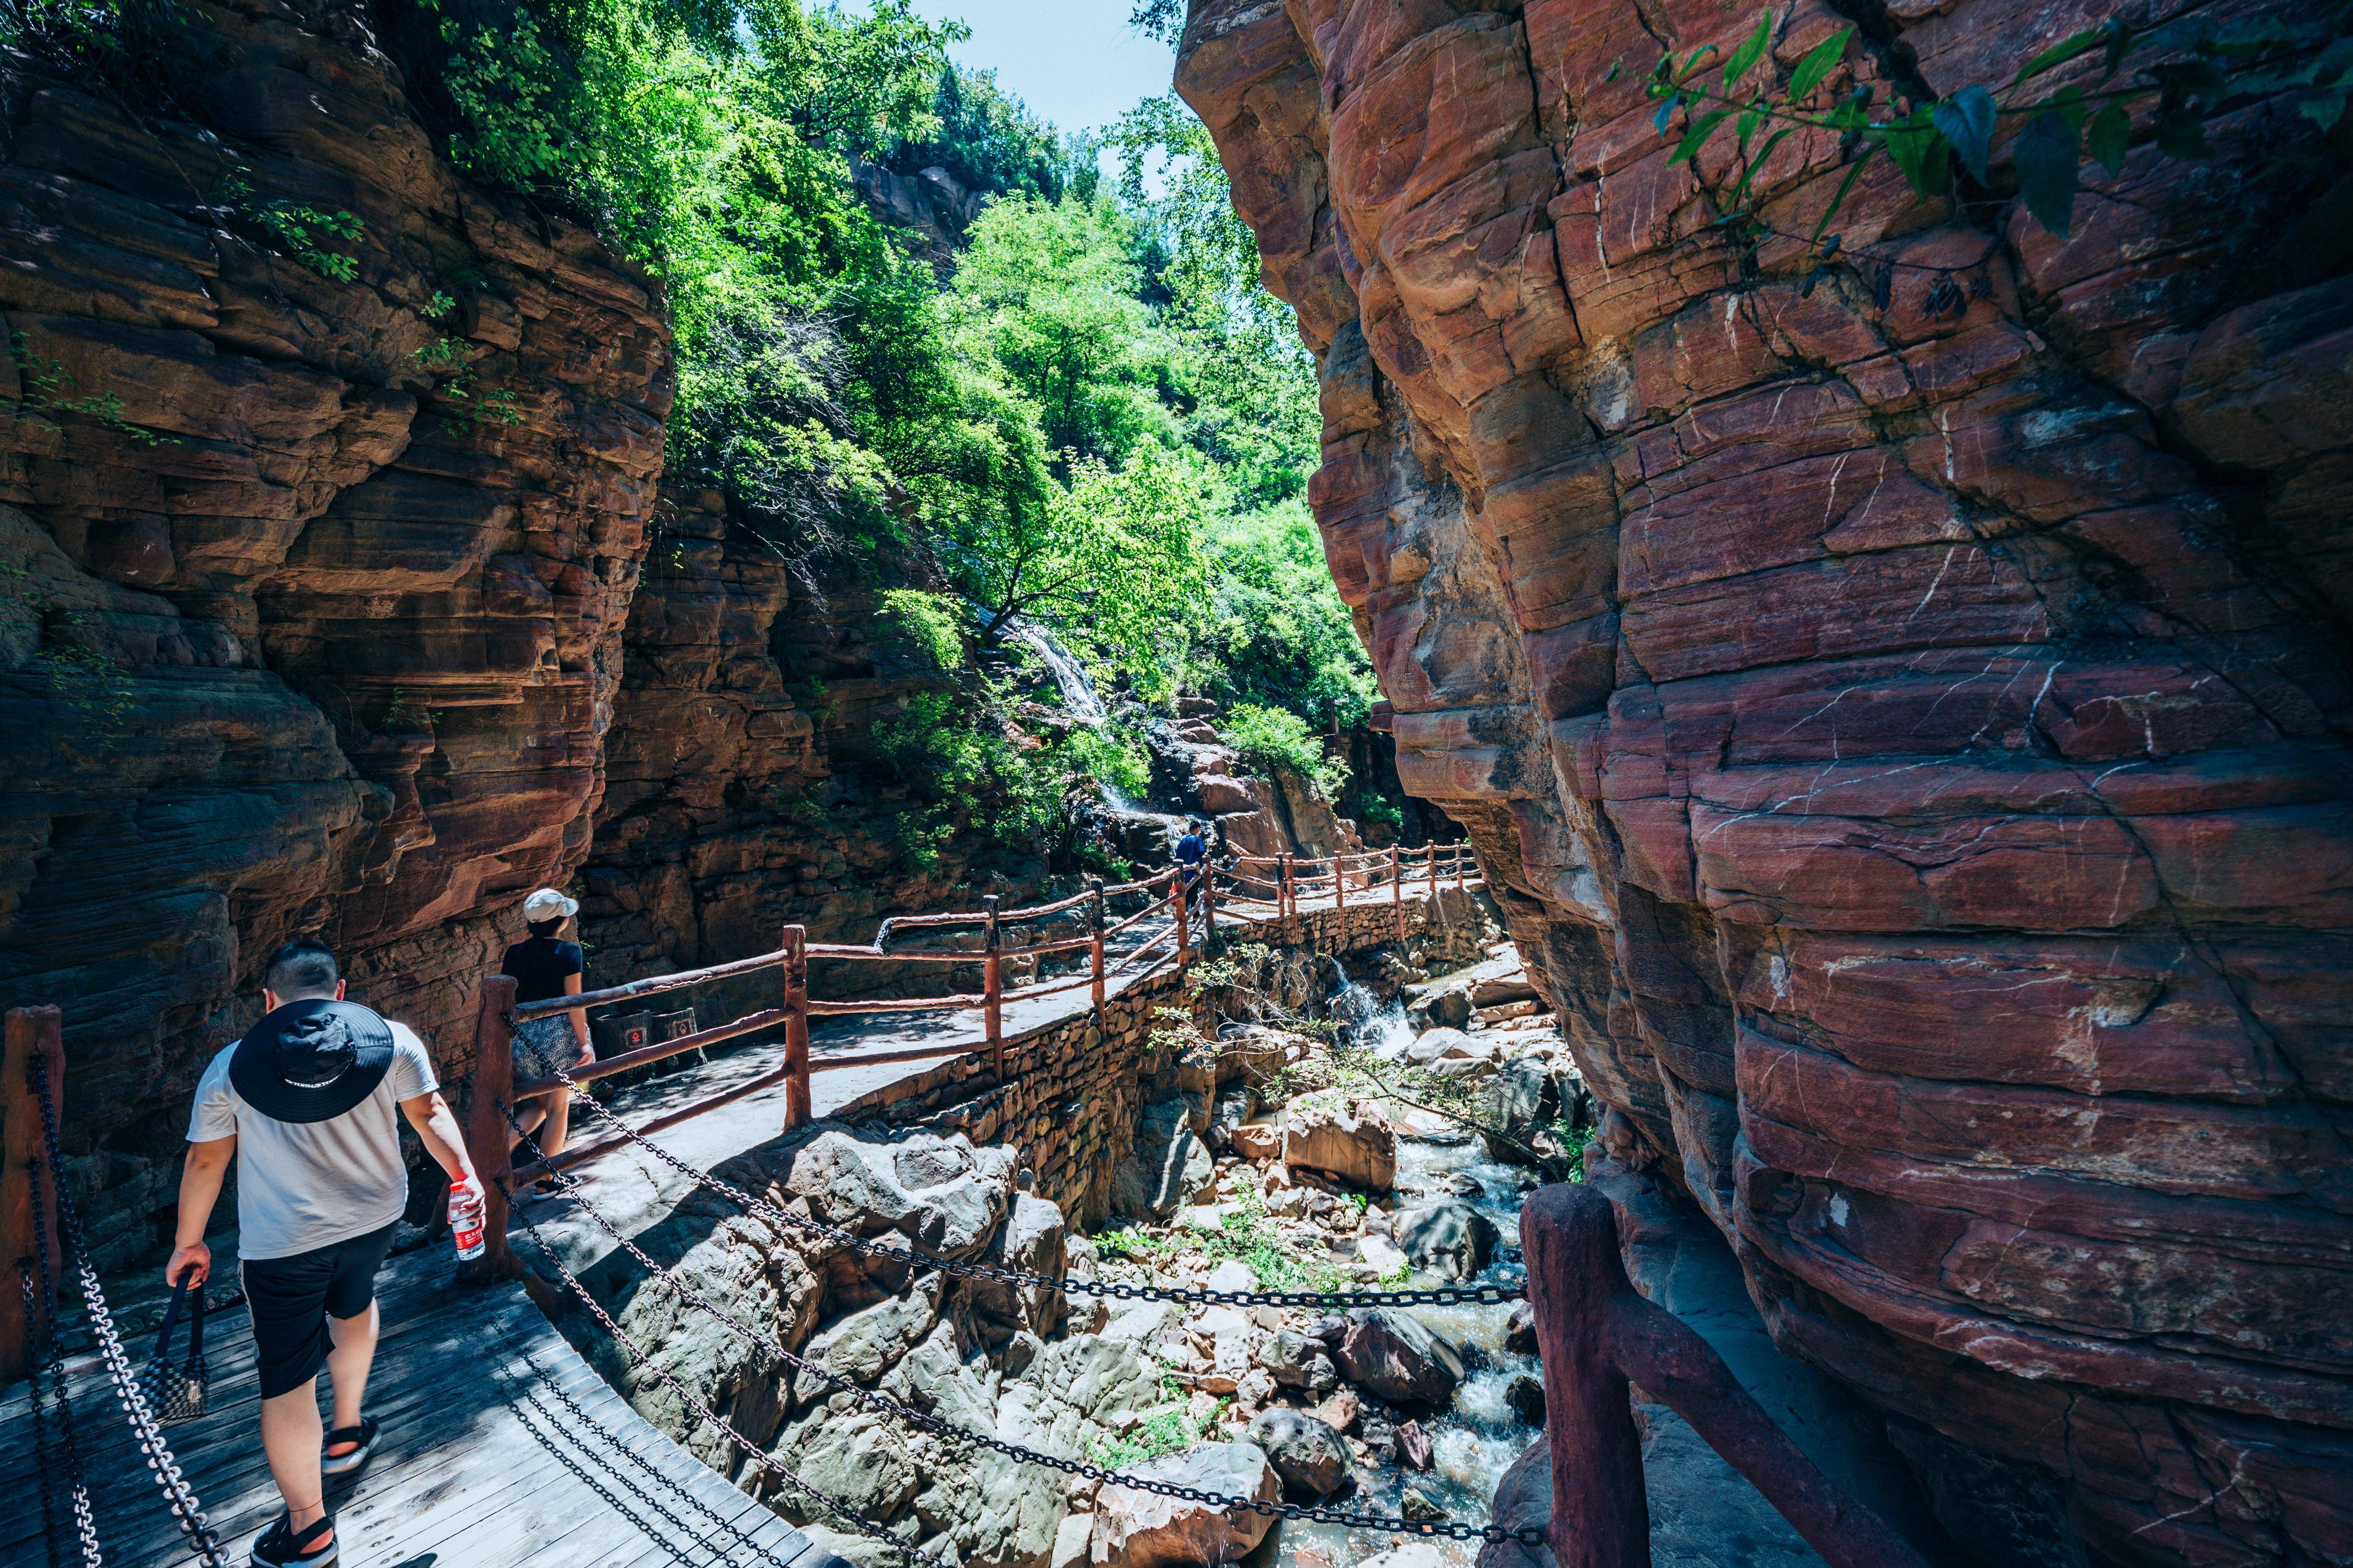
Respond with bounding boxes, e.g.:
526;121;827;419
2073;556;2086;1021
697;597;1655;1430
554;1074;1522;1311
29;1064;230;1568
500;1179;957;1568
22;1150;104;1568
510;1348;797;1568
507;1109;1545;1548
23;1266;104;1567
491;1345;795;1568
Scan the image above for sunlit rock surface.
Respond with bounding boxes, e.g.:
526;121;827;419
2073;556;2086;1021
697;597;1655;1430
1176;1;2353;1561
0;0;669;1260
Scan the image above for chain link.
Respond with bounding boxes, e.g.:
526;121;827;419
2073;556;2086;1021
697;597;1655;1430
509;1108;1544;1548
511;1348;798;1568
29;1061;231;1568
23;1149;104;1568
503;1188;958;1568
552;1071;1523;1311
493;1347;793;1568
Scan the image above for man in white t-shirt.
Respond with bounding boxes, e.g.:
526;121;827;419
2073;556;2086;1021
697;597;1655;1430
168;940;480;1568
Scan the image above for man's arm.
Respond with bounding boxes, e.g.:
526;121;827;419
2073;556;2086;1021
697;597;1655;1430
400;1091;479;1188
166;1136;234;1286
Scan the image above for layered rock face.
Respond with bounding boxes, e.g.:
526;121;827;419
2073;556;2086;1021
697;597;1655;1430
1177;2;2353;1563
0;0;669;1260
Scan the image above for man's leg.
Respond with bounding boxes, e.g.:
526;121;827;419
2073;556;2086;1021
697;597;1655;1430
258;1379;329;1538
324;1299;379;1453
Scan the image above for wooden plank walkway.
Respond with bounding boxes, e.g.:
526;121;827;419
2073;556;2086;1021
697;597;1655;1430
0;1246;843;1568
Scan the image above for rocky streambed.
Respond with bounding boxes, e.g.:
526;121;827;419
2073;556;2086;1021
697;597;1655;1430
547;943;1585;1568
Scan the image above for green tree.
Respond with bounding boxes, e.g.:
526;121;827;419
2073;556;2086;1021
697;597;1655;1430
948;193;1177;467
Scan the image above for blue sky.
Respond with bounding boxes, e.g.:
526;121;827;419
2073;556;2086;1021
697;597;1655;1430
910;0;1177;136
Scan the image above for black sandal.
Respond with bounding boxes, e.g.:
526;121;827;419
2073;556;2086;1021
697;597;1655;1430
252;1513;336;1567
319;1414;378;1477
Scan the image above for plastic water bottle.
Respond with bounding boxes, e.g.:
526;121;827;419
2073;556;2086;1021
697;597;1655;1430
450;1177;486;1261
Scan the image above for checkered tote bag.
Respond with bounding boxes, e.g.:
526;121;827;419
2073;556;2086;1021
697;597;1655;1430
139;1276;209;1424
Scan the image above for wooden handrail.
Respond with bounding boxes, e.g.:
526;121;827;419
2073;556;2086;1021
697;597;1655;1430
467;848;1478;1263
1;1006;63;1383
516;946;788;1022
512;1006;792;1098
1523;1184;1936;1568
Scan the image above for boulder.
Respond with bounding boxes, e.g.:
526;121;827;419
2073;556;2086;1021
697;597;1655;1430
1406;1026;1479;1065
1504;1373;1546;1426
785;1130;1017;1261
1283;1099;1397;1189
1230;1121;1282;1161
1090;1442;1281;1566
1335;1309;1466;1407
767;1405;922;1525
1504;1301;1538;1356
1247;1407;1352;1497
1392;1201;1500;1281
1113;1098;1212;1220
793;1276;944;1401
1478;1059;1559;1166
966;1192;1068;1338
1253;1330;1333;1388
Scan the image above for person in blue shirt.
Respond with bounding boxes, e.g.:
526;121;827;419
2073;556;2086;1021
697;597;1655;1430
1173;819;1209;907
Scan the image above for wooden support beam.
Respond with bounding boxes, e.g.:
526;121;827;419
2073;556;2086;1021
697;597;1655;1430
1088;877;1106;1026
1391;844;1404;943
1;1006;63;1383
462;977;522;1281
983;896;1004;1083
1522;1184;1936;1568
782;924;810;1131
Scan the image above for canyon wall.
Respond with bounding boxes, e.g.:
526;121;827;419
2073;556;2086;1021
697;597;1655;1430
0;0;671;1264
1176;2;2352;1564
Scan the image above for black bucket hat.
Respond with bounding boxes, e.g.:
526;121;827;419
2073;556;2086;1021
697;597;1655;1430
229;1000;396;1124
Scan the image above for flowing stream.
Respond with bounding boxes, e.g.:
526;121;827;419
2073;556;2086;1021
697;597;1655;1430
1252;1130;1541;1568
1239;976;1542;1568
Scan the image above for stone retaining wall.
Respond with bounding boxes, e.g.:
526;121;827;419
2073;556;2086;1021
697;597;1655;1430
830;890;1488;1227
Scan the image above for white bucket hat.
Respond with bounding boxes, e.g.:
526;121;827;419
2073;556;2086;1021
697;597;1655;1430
523;887;579;921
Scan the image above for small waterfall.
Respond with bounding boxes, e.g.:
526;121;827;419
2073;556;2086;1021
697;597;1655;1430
1329;979;1417;1060
973;603;1144;811
1001;615;1106;720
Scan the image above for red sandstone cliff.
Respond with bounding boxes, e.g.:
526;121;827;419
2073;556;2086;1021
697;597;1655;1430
1177;1;2352;1562
0;0;670;1261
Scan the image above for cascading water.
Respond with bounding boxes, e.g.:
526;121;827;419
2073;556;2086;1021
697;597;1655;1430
973;604;1144;812
1329;980;1417;1060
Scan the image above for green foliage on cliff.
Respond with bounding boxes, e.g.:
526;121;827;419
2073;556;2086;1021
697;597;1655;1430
1220;702;1349;798
388;0;1376;861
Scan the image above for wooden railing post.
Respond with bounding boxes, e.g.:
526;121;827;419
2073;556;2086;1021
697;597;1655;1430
1425;840;1437;898
1455;843;1467;890
1522;1184;1938;1568
1523;1182;1649;1568
1388;844;1402;942
1173;868;1190;970
782;924;810;1131
1088;876;1106;1025
2;1006;64;1383
1279;853;1293;923
463;975;522;1281
1201;860;1216;944
983;895;1004;1082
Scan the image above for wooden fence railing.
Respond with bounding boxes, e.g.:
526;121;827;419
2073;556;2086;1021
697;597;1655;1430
456;842;1483;1274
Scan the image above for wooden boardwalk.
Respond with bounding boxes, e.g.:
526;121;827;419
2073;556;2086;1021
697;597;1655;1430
0;1245;842;1568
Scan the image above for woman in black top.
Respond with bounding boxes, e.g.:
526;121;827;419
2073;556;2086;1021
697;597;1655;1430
502;888;594;1162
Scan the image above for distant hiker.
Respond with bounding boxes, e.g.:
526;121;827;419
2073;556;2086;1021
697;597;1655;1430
169;939;479;1568
501;886;594;1167
1173;819;1209;907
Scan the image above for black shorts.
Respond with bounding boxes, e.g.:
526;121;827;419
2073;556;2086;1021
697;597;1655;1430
240;1221;398;1400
